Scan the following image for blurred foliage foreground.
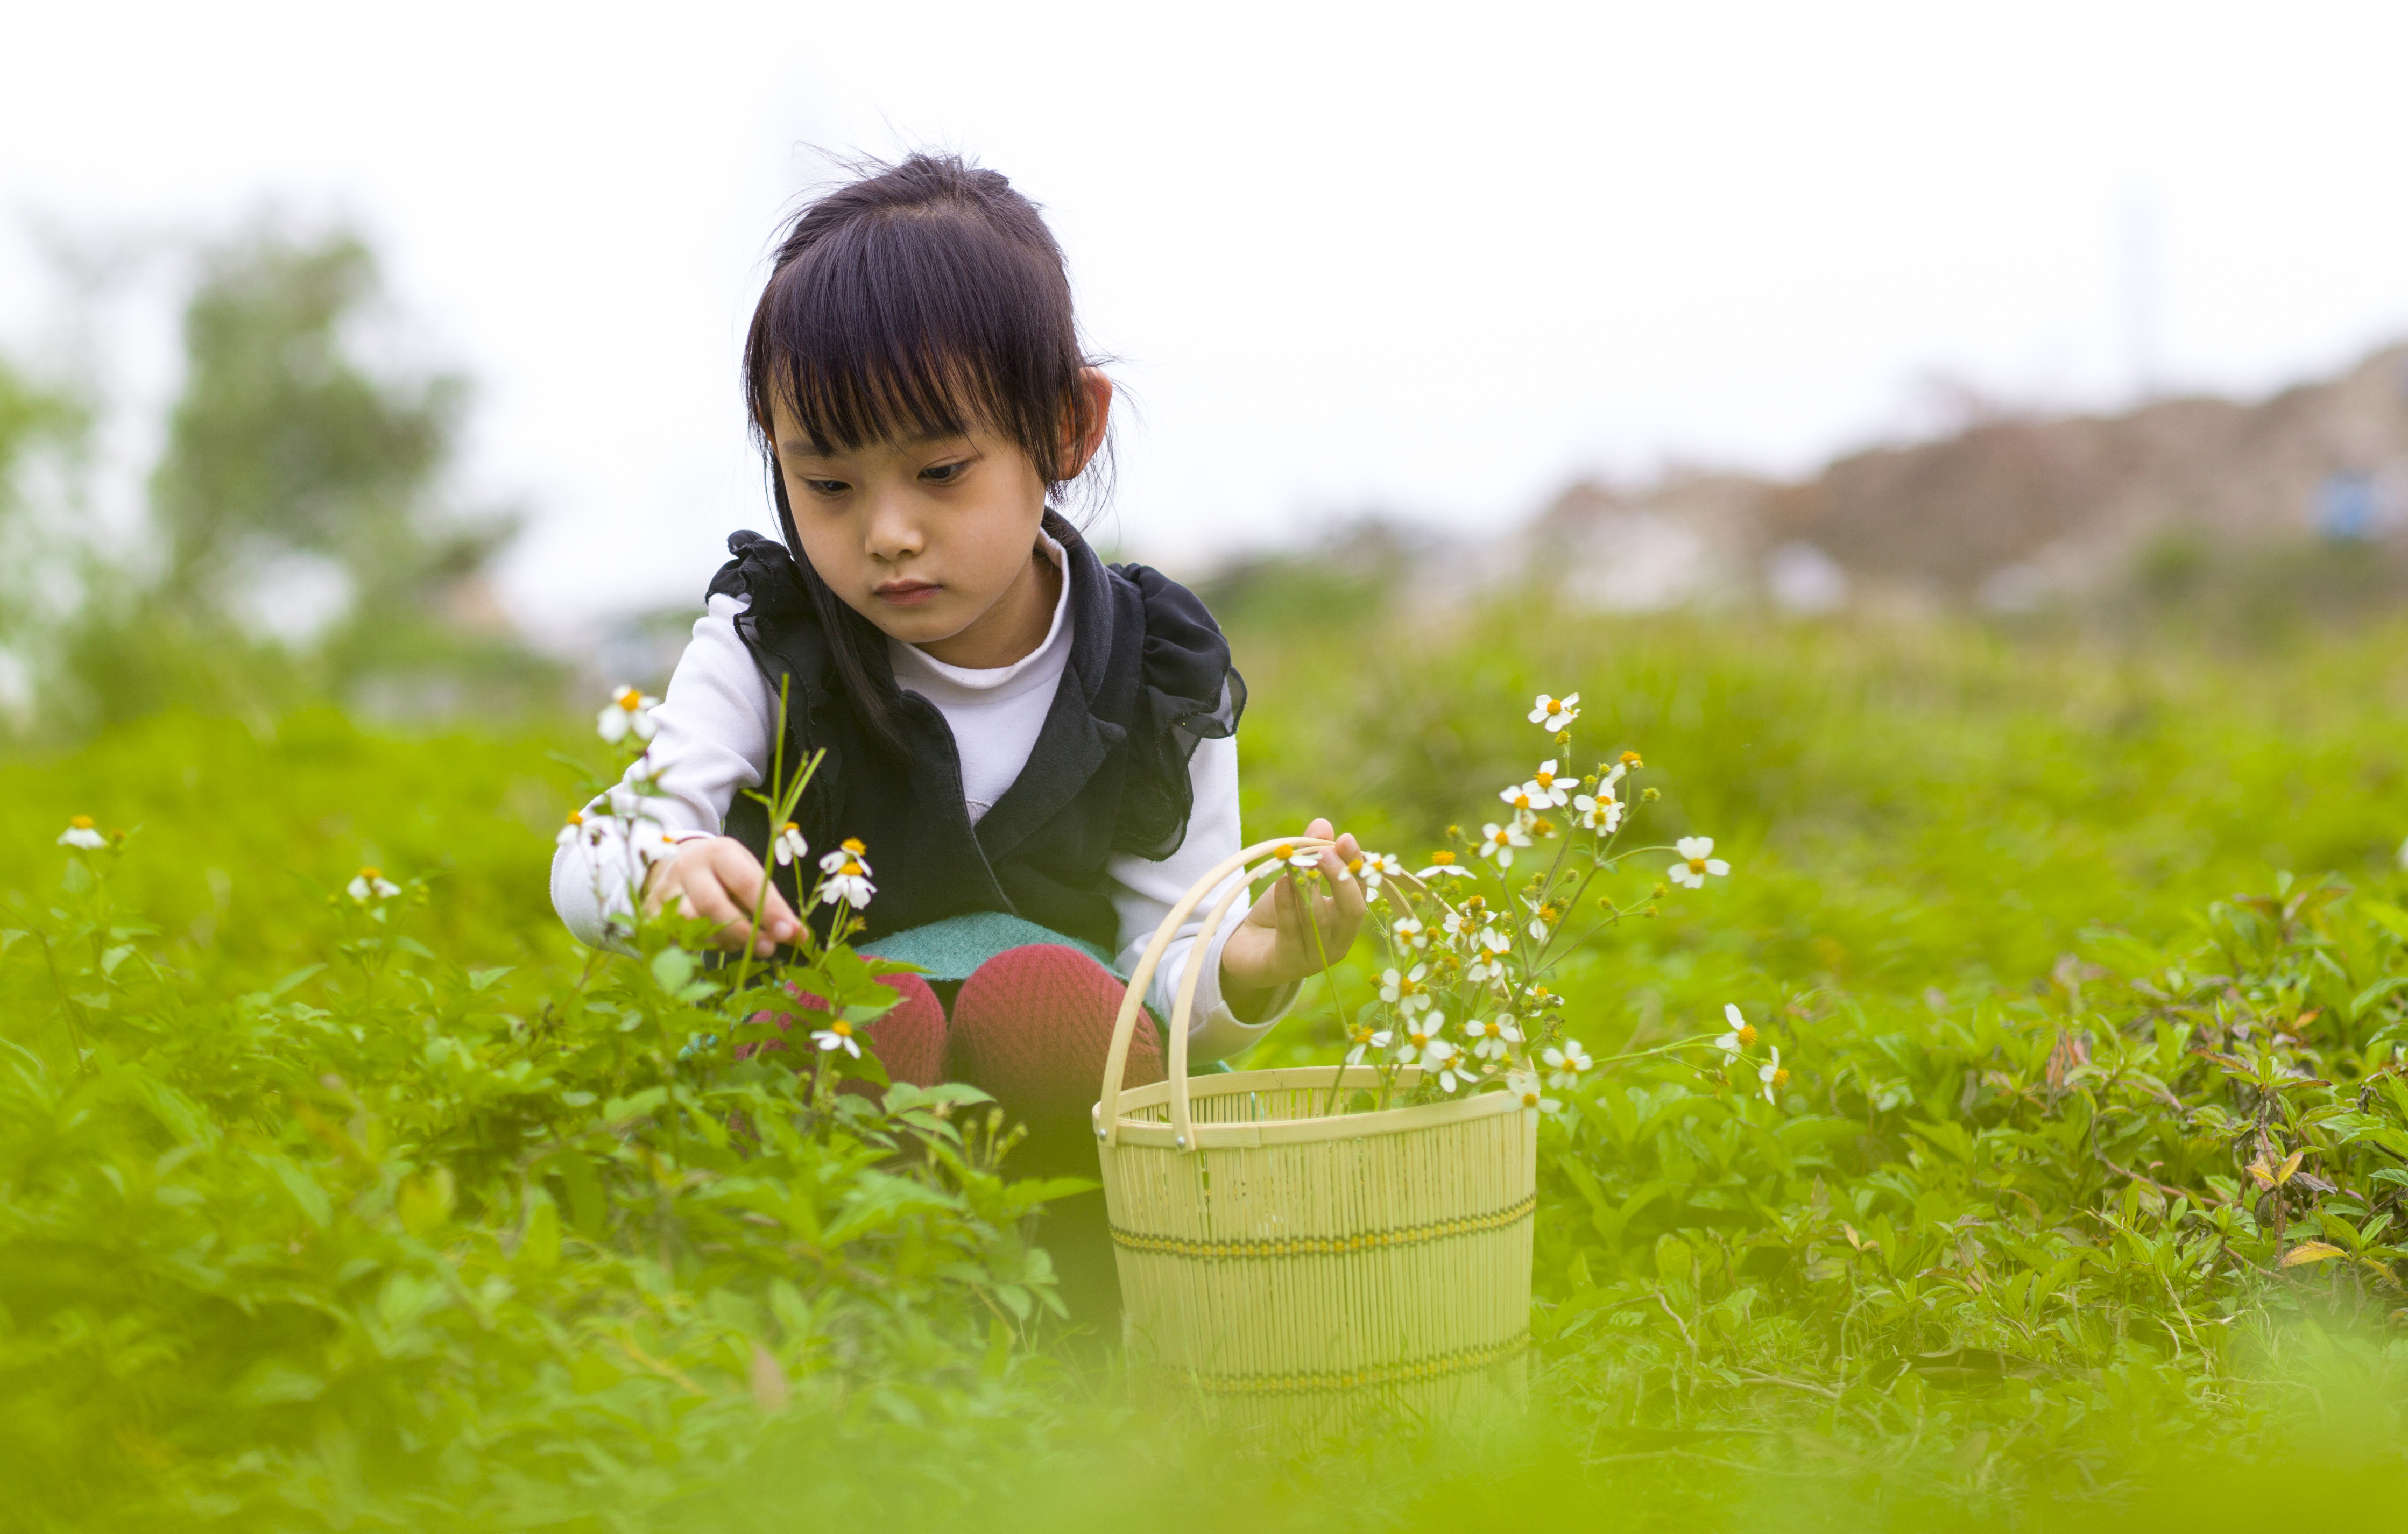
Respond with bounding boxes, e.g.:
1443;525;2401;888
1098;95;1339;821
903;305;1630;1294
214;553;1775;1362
8;593;2408;1532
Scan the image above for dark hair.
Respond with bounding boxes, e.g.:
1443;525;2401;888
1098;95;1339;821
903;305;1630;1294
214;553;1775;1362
742;154;1110;753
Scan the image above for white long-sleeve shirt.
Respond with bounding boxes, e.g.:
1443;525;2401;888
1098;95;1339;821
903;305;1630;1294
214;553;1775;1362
550;537;1292;1060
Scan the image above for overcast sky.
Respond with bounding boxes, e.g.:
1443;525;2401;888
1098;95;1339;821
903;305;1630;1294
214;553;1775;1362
6;1;2407;626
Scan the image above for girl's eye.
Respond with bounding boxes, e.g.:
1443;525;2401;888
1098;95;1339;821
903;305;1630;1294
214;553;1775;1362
801;478;849;497
920;461;968;484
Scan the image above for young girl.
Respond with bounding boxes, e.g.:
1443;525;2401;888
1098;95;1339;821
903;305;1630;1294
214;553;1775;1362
552;153;1364;1162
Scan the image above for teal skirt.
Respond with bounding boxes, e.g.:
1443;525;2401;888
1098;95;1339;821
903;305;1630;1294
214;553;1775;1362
856;911;1234;1073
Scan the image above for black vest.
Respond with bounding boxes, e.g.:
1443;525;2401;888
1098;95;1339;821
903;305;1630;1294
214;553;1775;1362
708;515;1244;953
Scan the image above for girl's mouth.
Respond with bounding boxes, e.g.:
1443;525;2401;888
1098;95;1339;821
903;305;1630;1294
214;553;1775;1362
874;579;941;608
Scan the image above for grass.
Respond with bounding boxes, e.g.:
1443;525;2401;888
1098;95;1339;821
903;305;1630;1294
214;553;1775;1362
8;598;2408;1529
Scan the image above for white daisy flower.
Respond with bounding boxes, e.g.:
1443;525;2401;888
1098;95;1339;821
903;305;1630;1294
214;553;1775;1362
1270;840;1322;873
1392;915;1431;951
346;866;400;902
1759;1044;1789;1105
1345;1022;1394;1067
1349;850;1404;893
1542;1038;1593;1090
1498;781;1543;817
1714;1002;1759;1063
1518;760;1572;809
816;837;876;909
555;810;595;850
1462;1013;1522;1061
772;822;808;866
811;1018;862;1058
1395;1013;1446;1065
1414;855;1475;880
1528;692;1581;730
55;815;106;850
1426;1039;1474;1092
1380;963;1435;1014
596;685;660;744
1477;821;1533;867
1524;898;1563;942
1572;791;1623;834
1506;1069;1561;1114
1667;836;1731;890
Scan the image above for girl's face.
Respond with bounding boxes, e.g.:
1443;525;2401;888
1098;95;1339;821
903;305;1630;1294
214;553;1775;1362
769;370;1108;667
770;400;1053;665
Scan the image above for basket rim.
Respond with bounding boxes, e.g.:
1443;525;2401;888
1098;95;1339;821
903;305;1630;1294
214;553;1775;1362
1092;1063;1531;1150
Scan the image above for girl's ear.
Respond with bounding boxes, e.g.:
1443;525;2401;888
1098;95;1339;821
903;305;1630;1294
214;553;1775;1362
1062;367;1113;478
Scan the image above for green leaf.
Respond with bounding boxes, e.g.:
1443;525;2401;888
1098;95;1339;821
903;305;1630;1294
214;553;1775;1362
256;1153;332;1229
2362;899;2408;941
2350;976;2408;1021
520;1189;561;1270
651;948;697;993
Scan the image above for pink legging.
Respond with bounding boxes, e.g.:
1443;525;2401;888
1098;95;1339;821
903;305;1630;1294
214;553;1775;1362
754;944;1166;1133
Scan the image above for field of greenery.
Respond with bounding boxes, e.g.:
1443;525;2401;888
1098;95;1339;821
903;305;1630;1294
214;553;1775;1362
11;222;2408;1530
11;578;2408;1531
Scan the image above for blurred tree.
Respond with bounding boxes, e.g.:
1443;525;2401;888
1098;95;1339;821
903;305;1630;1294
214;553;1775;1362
0;355;91;724
51;222;555;732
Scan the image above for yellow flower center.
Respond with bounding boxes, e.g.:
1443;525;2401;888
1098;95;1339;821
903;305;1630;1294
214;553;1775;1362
566;810;583;826
781;822;799;837
1273;843;1295;860
1688;857;1707;873
70;815;95;830
1739;1024;1758;1046
1535;771;1554;787
615;689;643;711
832;1020;852;1037
841;860;861;877
1346;856;1364;873
1430;851;1455;865
1621;751;1643;767
841;837;866;854
1545;701;1563;717
1772;1068;1790;1088
360;866;381;880
1533;818;1555;836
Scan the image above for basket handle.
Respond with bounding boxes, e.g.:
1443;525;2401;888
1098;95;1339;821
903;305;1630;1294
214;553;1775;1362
1094;834;1337;1149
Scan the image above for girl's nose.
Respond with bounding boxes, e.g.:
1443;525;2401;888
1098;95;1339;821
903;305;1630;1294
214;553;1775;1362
863;492;925;561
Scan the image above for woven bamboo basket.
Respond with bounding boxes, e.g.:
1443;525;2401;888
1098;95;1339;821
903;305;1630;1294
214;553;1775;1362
1093;835;1540;1436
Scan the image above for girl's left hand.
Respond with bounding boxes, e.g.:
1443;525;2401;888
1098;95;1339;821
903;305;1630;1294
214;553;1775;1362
1219;818;1366;1010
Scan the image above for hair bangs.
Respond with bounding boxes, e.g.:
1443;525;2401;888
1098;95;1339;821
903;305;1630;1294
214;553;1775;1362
744;158;1100;492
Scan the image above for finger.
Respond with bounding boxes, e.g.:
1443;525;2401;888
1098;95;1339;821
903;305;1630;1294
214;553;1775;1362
1307;816;1334;846
679;875;755;952
715;842;801;944
1324;849;1368;922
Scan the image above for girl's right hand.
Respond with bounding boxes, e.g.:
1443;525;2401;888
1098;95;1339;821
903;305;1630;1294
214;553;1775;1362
643;836;803;957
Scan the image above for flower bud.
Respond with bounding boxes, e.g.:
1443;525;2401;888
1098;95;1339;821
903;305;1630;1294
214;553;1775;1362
1642;787;1660;802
